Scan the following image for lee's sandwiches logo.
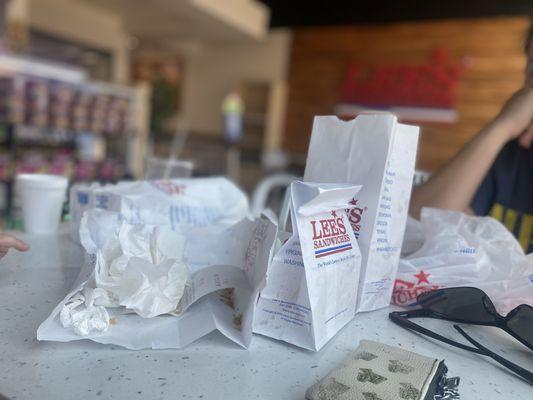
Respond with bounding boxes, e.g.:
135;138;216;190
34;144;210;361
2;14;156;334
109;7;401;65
392;271;439;306
310;211;353;258
151;181;186;196
346;198;366;238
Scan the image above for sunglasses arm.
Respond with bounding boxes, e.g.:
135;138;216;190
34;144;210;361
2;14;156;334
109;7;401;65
392;309;432;318
454;325;533;385
389;312;483;354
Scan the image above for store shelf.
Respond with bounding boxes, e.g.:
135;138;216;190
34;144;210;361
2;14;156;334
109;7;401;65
0;55;144;223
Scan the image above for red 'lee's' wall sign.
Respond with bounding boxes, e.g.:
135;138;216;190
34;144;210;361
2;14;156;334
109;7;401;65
336;48;465;123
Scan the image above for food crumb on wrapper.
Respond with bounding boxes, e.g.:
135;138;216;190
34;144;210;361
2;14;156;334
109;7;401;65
233;313;243;331
218;288;235;310
217;288;243;331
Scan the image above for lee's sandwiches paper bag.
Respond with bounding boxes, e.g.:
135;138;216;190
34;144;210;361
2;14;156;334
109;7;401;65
69;178;249;243
304;114;419;312
254;181;362;351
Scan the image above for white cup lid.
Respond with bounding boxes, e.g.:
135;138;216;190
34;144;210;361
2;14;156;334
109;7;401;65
16;173;68;189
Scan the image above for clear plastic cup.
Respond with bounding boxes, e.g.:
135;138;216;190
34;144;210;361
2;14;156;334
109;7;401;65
16;174;68;235
144;157;193;180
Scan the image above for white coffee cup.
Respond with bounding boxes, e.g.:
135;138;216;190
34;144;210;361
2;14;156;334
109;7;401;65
16;174;68;235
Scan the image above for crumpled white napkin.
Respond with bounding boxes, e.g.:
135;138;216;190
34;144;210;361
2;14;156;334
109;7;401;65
60;288;110;336
61;213;189;335
93;222;189;318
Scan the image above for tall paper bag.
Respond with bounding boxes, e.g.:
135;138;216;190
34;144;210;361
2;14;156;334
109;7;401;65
304;114;419;312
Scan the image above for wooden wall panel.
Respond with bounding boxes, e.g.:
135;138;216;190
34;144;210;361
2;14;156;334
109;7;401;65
283;17;531;171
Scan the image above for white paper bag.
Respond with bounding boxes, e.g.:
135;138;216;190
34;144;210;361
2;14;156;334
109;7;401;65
304;114;419;312
393;208;533;314
254;181;362;351
70;177;249;243
69;182;102;240
38;209;277;350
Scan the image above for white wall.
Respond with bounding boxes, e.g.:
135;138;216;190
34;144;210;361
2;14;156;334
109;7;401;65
191;0;269;40
8;0;130;82
181;29;291;151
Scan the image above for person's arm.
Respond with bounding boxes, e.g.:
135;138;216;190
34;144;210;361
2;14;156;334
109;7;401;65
410;87;533;219
0;234;29;258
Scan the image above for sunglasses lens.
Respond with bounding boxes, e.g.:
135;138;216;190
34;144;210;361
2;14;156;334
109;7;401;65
417;287;498;323
507;305;533;346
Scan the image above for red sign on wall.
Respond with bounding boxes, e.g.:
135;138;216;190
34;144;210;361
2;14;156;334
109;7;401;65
337;48;465;123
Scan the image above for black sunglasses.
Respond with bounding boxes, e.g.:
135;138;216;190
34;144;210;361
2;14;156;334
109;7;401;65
389;287;533;385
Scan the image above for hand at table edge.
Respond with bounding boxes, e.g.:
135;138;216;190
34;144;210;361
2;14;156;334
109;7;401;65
0;233;30;259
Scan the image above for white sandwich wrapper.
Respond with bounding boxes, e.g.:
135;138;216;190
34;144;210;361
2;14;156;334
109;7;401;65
38;209;277;350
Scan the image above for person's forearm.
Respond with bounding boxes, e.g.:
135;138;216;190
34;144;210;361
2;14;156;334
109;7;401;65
409;121;508;218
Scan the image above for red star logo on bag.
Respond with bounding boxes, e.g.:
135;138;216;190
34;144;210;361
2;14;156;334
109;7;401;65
331;211;337;218
414;270;430;284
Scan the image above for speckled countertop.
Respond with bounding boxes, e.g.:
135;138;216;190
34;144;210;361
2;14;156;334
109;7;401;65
0;230;531;400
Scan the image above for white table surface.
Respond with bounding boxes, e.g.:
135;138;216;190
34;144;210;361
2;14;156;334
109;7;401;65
0;230;532;400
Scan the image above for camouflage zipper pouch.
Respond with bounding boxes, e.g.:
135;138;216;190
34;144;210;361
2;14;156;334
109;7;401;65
305;340;460;400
